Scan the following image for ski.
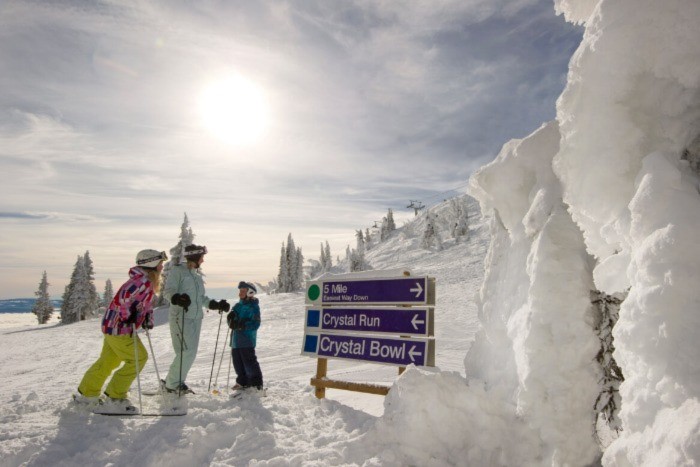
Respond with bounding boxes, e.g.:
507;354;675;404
141;390;190;397
93;411;187;417
230;387;268;399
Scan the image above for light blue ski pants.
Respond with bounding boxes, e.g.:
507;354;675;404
165;310;202;389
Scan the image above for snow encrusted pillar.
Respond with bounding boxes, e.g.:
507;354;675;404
468;121;601;465
552;0;700;464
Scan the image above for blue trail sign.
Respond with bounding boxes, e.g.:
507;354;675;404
302;333;435;367
305;306;434;337
306;276;435;306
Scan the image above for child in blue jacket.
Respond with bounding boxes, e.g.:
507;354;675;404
227;281;263;391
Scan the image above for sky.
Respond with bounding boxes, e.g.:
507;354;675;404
0;0;582;299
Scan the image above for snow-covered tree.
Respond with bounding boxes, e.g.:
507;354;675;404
379;216;389;241
324;241;332;270
387;208;396;232
61;254;96;324
276;234;304;292
450;197;469;242
310;242;329;278
286;234;298;291
82;251;99;319
365;228;372;250
159;213;195;304
31;271;53;325
295;247;304;290
277;242;289;292
355;230;365;256
421;211;443;250
345;231;370;273
319;242;326;270
102;279;114;307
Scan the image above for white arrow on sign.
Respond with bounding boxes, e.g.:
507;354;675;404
408;345;423;363
411;314;425;330
409;282;423;298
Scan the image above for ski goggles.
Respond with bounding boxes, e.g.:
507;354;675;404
185;245;207;256
136;251;168;265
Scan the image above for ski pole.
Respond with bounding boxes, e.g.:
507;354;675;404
208;311;224;392
178;306;187;397
145;327;167;407
133;324;144;417
214;327;230;390
226;347;232;391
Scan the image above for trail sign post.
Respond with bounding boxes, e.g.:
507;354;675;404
302;272;436;399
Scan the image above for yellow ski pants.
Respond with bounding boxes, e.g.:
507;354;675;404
78;333;147;399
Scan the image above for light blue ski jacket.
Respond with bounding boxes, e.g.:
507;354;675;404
163;264;211;320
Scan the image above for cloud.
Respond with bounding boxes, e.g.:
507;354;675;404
0;0;582;297
0;212;48;220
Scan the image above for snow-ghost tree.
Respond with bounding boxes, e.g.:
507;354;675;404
421;211;443;250
31;271;53;325
347;230;370;272
450;197;470;242
379;217;389;241
379;208;397;242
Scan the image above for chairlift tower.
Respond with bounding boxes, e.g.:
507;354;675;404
406;200;425;216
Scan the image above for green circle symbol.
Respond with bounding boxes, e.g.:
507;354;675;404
307;284;321;301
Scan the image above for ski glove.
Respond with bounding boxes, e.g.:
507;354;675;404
208;299;231;313
229;317;250;331
171;293;191;309
227;311;239;330
142;314;154;330
125;302;140;324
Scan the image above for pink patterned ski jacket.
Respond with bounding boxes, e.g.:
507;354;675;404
101;267;156;336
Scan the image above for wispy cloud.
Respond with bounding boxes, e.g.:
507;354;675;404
0;0;581;297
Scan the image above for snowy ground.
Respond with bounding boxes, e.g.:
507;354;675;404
0;199;488;466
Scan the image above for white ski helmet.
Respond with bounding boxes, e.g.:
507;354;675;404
238;281;257;297
136;249;167;268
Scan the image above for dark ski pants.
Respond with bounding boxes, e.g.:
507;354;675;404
231;347;263;388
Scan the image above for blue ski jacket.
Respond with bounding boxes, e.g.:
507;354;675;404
228;298;261;348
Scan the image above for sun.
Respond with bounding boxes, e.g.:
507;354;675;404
198;75;269;146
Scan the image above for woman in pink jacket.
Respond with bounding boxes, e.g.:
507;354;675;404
75;249;167;409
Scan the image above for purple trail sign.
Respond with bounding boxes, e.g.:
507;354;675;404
305;306;434;337
305;276;435;306
302;333;435;367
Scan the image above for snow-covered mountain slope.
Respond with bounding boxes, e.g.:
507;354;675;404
0;196;488;466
